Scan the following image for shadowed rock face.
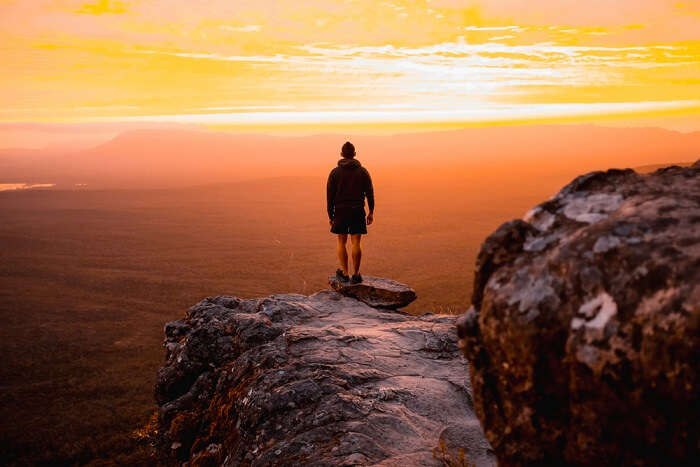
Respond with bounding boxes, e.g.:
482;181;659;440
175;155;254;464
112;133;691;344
457;162;700;465
154;290;494;466
328;275;417;309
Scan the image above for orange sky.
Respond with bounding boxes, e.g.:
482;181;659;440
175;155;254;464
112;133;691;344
1;0;699;143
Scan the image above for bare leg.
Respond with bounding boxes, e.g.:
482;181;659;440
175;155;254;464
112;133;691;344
337;234;349;275
350;234;362;275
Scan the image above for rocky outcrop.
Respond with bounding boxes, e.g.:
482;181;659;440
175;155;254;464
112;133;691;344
154;288;494;465
458;162;700;465
328;275;417;309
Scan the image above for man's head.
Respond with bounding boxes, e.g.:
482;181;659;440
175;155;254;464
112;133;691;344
341;141;356;158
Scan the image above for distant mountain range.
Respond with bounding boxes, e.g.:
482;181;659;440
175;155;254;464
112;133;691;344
1;124;698;189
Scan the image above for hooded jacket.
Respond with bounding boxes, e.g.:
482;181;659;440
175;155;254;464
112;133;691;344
326;158;374;221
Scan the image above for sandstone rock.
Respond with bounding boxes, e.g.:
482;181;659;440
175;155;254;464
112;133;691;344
457;162;700;465
154;290;494;465
328;275;417;309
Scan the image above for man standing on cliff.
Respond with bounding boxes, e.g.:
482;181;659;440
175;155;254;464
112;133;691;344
327;141;374;284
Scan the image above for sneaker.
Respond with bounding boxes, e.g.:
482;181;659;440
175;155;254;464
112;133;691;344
336;269;350;282
350;273;362;284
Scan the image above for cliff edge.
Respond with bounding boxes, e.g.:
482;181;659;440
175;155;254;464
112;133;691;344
154;285;494;465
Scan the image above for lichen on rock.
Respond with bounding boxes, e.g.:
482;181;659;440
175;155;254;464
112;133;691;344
457;161;700;465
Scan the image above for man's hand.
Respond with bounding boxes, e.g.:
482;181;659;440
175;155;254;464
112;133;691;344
367;212;374;225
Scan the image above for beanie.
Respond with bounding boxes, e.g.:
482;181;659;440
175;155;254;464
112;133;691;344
341;141;355;158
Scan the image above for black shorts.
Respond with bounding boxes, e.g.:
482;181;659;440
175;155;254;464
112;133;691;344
331;206;367;235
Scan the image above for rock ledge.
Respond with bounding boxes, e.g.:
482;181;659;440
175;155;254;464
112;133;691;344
328;275;417;309
154;289;493;466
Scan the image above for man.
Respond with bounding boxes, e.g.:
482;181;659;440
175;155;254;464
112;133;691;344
327;141;374;284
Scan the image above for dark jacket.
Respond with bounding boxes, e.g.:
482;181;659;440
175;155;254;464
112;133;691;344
326;158;374;220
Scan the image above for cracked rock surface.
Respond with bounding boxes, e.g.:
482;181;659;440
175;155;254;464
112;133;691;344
457;161;700;465
155;289;494;466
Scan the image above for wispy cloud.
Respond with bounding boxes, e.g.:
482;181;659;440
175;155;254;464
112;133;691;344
463;25;525;32
128;39;698;110
1;0;699;128
220;25;262;33
0;183;55;191
75;0;127;15
198;105;296;111
108;100;700;125
133;50;287;63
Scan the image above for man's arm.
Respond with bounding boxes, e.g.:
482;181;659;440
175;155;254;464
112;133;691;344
326;170;336;221
364;168;374;224
364;169;374;213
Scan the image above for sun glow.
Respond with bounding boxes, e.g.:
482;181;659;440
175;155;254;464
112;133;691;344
1;0;699;132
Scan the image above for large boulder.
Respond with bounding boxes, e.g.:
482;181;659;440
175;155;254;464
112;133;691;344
154;289;494;465
457;162;700;465
328;275;417;309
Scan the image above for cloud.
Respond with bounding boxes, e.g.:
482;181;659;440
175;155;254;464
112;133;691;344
125;38;697;113
220;25;262;33
0;184;56;191
75;0;127;15
1;0;698;127
463;25;524;31
673;1;700;16
133;40;697;88
107;100;700;125
133;50;287;63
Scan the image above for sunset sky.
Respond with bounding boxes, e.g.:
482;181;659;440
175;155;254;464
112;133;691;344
1;0;699;142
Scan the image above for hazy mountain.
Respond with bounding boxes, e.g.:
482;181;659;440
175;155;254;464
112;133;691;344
1;124;699;189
